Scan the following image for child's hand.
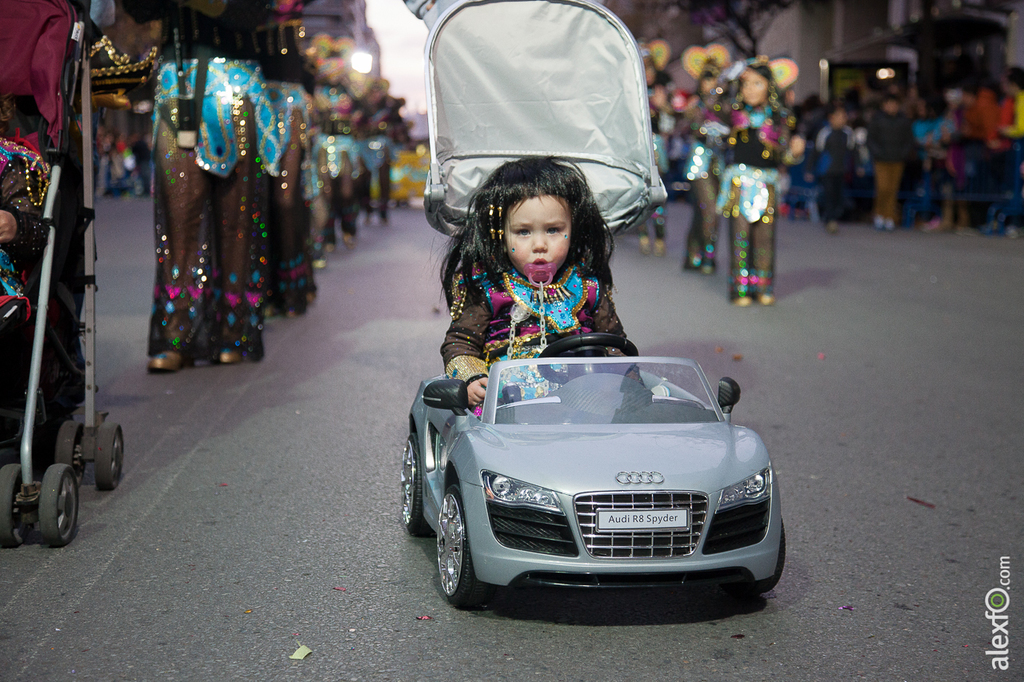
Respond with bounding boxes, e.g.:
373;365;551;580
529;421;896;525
467;377;487;407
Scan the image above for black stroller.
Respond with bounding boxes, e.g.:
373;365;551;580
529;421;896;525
0;0;126;547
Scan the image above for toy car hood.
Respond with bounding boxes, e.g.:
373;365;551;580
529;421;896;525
457;423;769;497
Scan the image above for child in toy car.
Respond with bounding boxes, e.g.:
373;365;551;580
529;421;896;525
440;156;628;408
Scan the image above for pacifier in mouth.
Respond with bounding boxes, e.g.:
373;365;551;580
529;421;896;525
523;261;556;287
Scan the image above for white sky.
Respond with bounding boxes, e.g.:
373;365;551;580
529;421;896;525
365;0;429;113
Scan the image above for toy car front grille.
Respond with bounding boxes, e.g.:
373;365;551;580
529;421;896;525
702;499;770;555
574;492;708;559
486;502;579;557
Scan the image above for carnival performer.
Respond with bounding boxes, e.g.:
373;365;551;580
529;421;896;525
354;78;402;226
440;156;626;409
123;0;284;371
258;1;316;316
716;57;804;306
0;93;49;335
680;43;730;273
638;40;674;256
310;36;359;252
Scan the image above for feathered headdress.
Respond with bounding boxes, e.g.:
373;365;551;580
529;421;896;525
747;55;799;89
682;43;731;80
643;40;671;72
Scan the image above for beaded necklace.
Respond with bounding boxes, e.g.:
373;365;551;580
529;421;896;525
0;137;50;208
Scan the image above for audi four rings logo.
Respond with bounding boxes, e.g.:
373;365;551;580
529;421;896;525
616;471;665;484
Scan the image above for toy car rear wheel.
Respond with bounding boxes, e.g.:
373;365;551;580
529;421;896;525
437;485;495;608
39;463;79;547
0;463;25;548
402;436;432;537
94;422;124;491
722;521;786;599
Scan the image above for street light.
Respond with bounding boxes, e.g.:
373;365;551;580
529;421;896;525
352;51;373;74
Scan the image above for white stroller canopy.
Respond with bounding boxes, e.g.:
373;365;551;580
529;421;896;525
423;0;665;235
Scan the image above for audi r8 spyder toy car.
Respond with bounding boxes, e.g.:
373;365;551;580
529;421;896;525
401;334;784;608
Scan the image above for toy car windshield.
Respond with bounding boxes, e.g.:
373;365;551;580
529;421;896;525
489;359;720;426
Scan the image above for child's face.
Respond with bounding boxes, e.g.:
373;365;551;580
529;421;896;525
740;69;769;107
505;195;572;279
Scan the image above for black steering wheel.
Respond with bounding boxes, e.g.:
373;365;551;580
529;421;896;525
539;333;639;358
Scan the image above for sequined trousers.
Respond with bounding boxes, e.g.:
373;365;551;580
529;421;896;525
684;149;721;270
717;164;779;300
149;107;270;361
265;82;315;314
357;135;391;222
639;134;668;241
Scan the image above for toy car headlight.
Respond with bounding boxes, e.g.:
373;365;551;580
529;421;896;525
481;471;563;514
718;467;771;511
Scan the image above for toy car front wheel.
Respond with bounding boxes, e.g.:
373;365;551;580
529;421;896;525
437;485;495;608
722;521;785;599
401;436;432;537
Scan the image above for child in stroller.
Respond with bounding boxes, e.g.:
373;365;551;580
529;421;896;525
0;93;50;337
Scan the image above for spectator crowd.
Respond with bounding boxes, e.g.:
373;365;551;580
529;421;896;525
658;68;1024;238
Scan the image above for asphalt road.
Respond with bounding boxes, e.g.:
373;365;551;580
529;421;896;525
1;196;1021;681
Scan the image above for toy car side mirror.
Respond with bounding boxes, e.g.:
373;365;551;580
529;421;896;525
423;379;470;415
718;377;741;415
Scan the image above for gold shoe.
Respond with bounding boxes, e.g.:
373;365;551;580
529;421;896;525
312;258;327;270
324;243;336;253
639;235;652;255
306;291;317;304
653;238;666;257
218;350;244;364
732;296;753;307
147;351;191;373
759;294;776;306
342;234;357;250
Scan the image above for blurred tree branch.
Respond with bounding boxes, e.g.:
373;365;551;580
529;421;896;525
667;0;818;58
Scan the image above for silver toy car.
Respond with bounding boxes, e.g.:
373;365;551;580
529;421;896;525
402;334;785;608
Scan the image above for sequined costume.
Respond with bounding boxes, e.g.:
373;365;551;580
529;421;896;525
354;82;403;225
313;85;358;249
441;265;625;382
124;0;280;362
259;8;316;315
637;41;673;256
680;44;731;272
0;136;50;297
683;96;727;271
716;59;801;303
0;135;73;401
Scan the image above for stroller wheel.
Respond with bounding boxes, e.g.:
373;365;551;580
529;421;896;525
94;422;124;491
55;421;84;479
0;463;25;548
40;464;78;547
